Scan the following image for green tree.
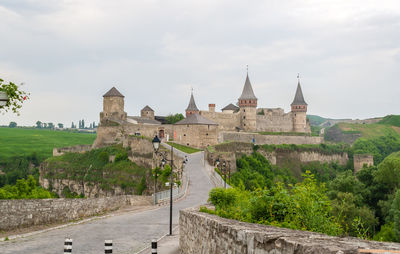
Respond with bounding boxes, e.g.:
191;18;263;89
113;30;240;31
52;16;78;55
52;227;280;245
36;121;42;128
8;122;17;128
166;114;184;124
0;79;30;114
389;189;400;242
47;122;54;129
375;151;400;193
58;123;64;129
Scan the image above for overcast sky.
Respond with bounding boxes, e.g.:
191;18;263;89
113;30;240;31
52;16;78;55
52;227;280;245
1;0;400;126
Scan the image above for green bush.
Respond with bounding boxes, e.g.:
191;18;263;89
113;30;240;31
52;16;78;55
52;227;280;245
0;175;55;199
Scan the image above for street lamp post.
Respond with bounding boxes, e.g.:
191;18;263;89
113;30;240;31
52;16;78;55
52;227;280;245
222;161;227;189
152;135;175;236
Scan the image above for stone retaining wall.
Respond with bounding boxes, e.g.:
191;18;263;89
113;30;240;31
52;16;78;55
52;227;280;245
180;207;400;254
0;195;152;231
221;132;323;145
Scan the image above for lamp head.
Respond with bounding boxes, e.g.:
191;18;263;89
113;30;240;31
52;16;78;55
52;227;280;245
152;135;161;152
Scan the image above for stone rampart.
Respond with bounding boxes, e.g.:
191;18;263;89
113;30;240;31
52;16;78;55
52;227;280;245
221;132;323;145
256;113;294;132
180;207;400;254
53;145;93;157
354;154;374;173
0;195;152;231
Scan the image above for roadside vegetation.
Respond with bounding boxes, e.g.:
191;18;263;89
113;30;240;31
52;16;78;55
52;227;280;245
203;132;400;242
0;176;55;199
167;142;201;154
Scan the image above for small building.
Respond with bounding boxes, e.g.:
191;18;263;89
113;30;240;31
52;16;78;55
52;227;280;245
174;114;218;148
141;105;155;120
221;103;239;114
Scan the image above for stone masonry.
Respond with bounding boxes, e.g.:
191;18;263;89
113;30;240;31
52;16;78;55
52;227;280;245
354;154;374;173
0;195;152;231
180;207;400;254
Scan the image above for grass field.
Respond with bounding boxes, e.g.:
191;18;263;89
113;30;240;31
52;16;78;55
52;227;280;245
167;142;202;154
337;122;400;139
0;128;96;161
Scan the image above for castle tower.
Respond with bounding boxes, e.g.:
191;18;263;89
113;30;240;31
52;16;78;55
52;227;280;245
100;87;127;123
291;78;308;132
141;105;155;120
238;73;257;131
185;92;200;117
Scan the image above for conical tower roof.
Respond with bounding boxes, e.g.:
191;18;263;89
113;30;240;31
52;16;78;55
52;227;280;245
238;74;257;100
291;81;307;106
103;87;124;97
186;92;199;111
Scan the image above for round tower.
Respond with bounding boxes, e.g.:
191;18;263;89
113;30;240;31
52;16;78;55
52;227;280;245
291;78;308;133
100;87;127;123
238;73;257;131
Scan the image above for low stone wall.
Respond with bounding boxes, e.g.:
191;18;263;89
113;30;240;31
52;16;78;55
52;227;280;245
221;132;323;145
53;144;93;156
180;207;400;254
0;195;152;231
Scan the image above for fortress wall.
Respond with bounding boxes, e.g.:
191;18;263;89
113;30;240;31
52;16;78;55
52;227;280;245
0;195;152;231
256;113;294;132
180;207;400;254
200;111;240;131
221;132;323;145
354;154;374;173
53;145;93;156
93;125;125;148
174;124;218;148
94;124;175;148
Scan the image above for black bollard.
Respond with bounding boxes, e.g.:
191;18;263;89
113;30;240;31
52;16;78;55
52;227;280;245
151;239;157;254
105;240;112;254
64;238;72;253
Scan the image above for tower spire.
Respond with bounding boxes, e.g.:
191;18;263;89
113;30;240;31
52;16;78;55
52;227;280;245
185;89;199;117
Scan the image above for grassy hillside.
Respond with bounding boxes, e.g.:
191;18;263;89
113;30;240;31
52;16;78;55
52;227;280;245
0;128;96;161
336;122;400;139
378;115;400;127
307;115;327;126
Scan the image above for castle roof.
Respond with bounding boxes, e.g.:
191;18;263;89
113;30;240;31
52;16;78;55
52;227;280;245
238;74;257;100
103;87;124;97
222;103;239;111
185;92;199;112
141;105;154;112
127;116;161;125
291;81;307;106
175;113;218;125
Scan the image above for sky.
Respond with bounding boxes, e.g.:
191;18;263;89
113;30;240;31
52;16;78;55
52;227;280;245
1;0;400;126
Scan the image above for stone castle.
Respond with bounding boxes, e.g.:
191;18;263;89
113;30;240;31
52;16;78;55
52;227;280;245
94;73;313;149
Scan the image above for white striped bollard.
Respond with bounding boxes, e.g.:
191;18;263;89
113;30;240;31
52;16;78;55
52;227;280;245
64;238;72;253
151;239;157;254
105;240;112;254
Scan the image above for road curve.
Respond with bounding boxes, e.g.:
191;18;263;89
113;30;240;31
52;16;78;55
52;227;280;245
0;151;213;254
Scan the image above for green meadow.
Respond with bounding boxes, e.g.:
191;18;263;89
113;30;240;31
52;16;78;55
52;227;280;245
0;128;96;161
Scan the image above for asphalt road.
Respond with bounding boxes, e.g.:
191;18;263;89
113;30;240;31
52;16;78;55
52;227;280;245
0;151;213;254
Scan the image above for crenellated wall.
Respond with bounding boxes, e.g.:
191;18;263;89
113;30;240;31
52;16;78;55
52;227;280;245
180;207;400;254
